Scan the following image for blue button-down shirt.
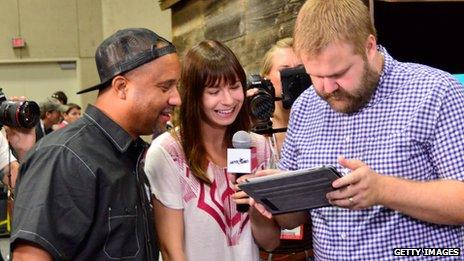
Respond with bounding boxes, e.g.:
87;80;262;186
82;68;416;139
279;46;464;260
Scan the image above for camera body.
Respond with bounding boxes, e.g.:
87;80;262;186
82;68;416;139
0;88;40;129
247;74;275;133
280;65;311;109
247;65;311;134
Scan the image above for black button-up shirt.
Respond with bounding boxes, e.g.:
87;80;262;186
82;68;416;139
12;105;158;260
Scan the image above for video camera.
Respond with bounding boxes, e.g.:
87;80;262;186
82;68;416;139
247;65;311;134
281;65;311;109
0;88;40;129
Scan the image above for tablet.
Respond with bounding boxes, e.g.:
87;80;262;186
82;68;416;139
238;166;342;215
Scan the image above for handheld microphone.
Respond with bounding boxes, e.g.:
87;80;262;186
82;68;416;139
228;130;257;212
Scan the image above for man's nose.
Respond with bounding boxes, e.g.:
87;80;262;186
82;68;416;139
169;87;181;106
322;77;339;94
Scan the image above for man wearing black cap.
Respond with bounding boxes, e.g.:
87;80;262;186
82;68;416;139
11;28;181;260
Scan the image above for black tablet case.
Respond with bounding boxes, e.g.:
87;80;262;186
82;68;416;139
238;166;342;214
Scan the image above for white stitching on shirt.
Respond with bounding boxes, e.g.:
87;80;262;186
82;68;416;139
12;229;63;258
103;207;140;259
53;145;96;178
63;124;88;145
84;113;129;151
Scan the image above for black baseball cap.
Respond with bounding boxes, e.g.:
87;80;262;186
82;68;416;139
77;28;176;94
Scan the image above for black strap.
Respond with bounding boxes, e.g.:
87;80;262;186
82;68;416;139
135;145;156;261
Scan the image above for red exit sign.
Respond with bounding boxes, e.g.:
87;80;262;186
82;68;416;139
12;37;26;48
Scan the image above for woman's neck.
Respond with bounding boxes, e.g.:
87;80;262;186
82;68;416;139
200;122;228;167
272;104;290;129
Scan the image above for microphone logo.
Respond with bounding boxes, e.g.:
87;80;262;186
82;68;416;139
229;158;249;165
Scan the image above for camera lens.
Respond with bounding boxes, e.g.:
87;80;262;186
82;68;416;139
0;100;40;128
250;91;275;120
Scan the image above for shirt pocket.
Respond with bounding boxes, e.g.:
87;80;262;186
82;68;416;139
360;131;431;180
104;206;140;259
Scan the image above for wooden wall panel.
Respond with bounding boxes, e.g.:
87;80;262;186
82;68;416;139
171;0;305;73
172;0;208;58
204;1;246;42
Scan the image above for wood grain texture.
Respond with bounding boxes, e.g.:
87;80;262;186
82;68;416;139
171;0;305;73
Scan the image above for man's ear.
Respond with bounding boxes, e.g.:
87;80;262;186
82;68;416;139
365;34;377;60
112;75;128;99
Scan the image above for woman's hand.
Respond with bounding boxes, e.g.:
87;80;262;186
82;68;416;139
232;169;282;219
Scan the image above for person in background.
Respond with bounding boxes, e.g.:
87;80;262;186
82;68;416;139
51;91;68;105
144;40;280;261
56;103;81;129
254;38;314;261
11;28;181;261
0;133;19;190
51;91;69;130
259;38;300;155
35;97;67;141
0;132;16;261
255;0;464;259
1;96;37;187
1;96;37;261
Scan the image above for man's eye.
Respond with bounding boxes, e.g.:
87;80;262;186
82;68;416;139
158;84;172;92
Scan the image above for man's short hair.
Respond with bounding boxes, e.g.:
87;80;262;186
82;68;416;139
294;0;376;57
39;97;68;118
77;28;176;94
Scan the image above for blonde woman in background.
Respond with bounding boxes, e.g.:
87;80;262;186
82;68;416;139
250;38;314;261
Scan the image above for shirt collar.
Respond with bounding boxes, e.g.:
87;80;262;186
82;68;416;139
83;104;142;153
39;119;45;134
361;45;397;110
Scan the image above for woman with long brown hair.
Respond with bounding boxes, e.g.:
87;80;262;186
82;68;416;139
144;40;280;261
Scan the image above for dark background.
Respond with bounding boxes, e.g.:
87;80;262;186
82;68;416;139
375;1;464;74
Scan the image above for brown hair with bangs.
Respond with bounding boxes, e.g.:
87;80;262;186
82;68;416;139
178;40;250;184
294;0;376;58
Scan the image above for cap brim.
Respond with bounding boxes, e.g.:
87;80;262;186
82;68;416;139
58;104;69;112
76;82;107;94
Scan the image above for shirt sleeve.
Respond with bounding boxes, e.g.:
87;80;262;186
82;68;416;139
428;77;464;180
144;136;184;209
0;133;16;169
11;145;96;260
